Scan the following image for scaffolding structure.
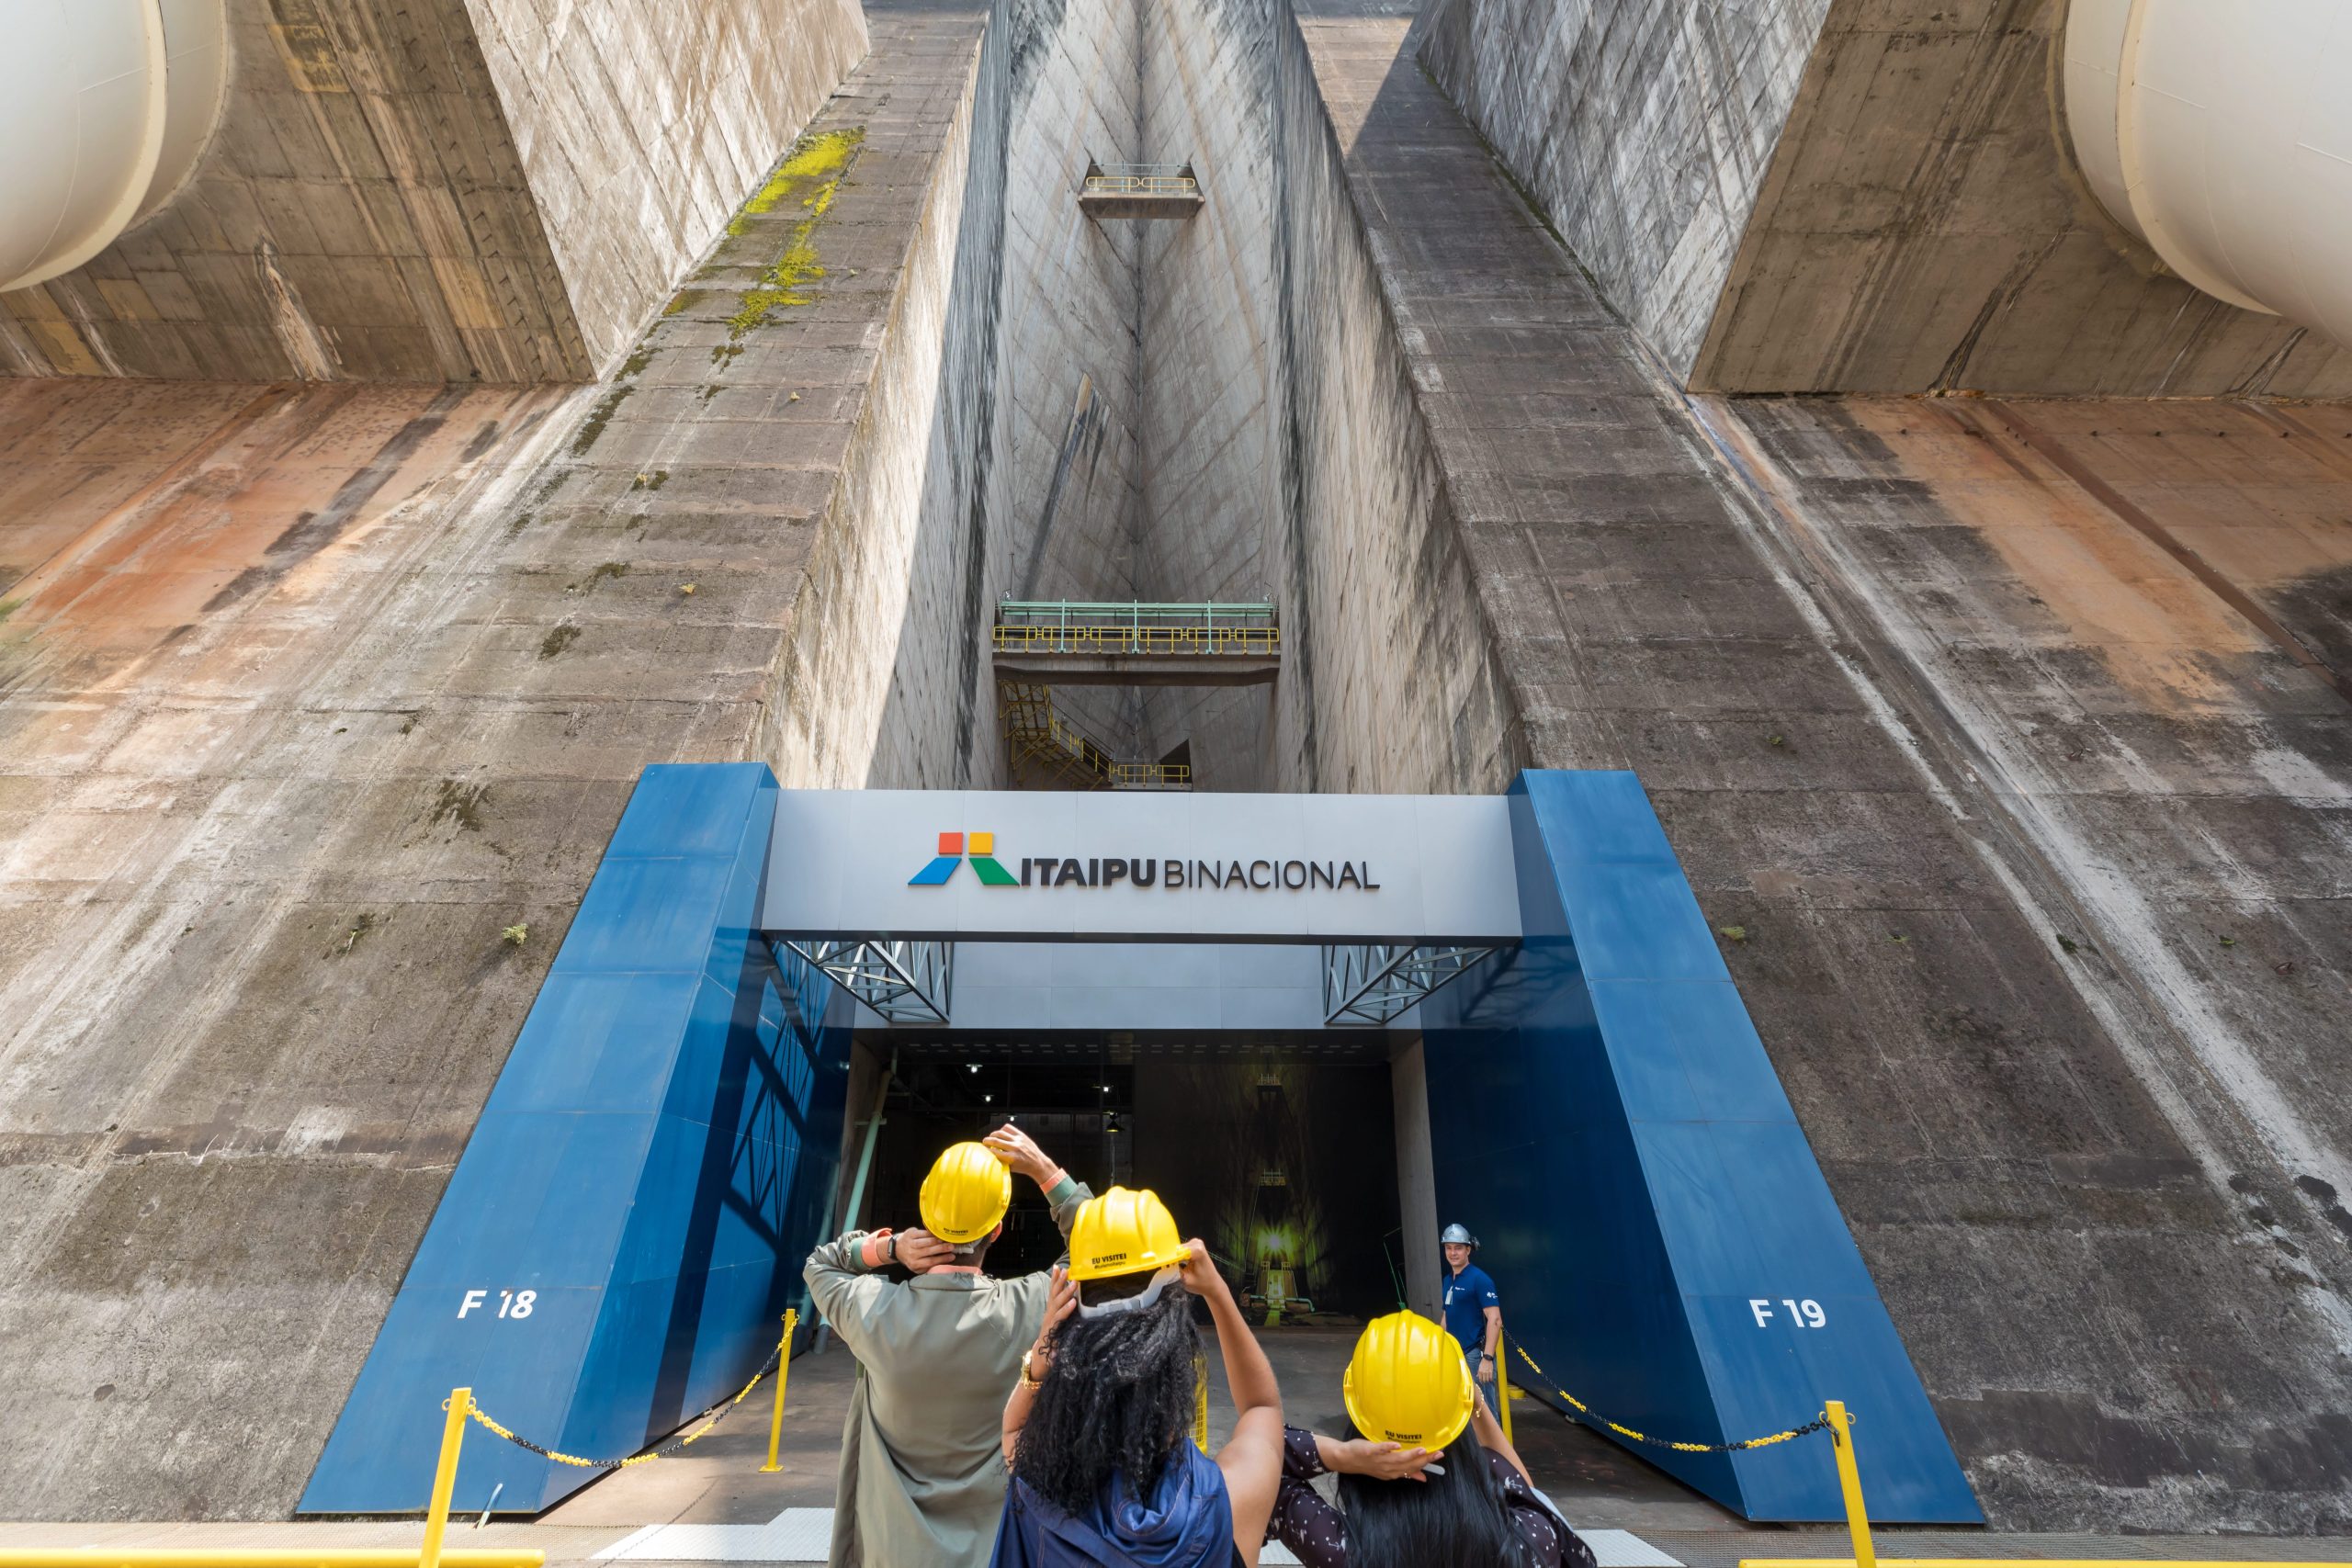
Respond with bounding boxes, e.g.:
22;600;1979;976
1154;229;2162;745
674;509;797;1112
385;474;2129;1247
999;681;1191;791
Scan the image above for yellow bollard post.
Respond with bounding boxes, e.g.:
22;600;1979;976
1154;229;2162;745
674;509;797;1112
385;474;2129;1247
1498;1375;1515;1444
1823;1401;1876;1568
421;1388;471;1568
760;1310;798;1473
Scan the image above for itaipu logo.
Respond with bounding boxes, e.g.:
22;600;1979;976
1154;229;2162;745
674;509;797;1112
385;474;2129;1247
909;831;1020;886
909;830;1378;892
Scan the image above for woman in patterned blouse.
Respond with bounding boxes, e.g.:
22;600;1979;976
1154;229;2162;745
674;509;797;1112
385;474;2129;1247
1267;1376;1597;1568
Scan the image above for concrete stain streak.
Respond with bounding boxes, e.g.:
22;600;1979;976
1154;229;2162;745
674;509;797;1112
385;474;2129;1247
0;1;984;1516
1298;2;2352;1524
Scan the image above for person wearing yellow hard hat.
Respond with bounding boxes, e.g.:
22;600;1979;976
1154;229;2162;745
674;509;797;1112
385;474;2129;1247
1263;1311;1594;1568
989;1187;1286;1568
804;1122;1093;1568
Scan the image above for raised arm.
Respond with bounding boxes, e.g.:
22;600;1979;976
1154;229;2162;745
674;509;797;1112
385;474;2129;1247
1181;1240;1283;1564
803;1226;952;1356
1001;1267;1077;1463
1466;1378;1534;1487
984;1122;1091;1239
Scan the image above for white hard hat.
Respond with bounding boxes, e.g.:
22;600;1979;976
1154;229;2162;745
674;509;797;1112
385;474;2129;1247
1441;1224;1477;1247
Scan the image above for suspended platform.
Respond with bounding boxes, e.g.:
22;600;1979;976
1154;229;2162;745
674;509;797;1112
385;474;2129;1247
991;599;1280;687
1080;162;1204;220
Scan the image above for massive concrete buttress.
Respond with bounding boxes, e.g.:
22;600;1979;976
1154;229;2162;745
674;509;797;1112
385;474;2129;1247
4;0;2352;1534
1307;0;2352;1529
0;0;987;1515
1414;0;2352;397
0;0;865;382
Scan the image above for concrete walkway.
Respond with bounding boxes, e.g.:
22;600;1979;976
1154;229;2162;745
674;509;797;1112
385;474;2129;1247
5;1333;2346;1562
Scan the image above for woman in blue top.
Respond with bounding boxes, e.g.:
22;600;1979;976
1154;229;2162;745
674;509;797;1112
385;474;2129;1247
992;1188;1284;1568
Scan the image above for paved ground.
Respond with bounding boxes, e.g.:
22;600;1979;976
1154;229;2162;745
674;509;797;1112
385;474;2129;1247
6;1328;2348;1562
540;1324;1737;1531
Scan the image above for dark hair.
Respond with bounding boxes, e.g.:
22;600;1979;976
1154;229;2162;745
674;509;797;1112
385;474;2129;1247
1335;1422;1527;1568
1012;1285;1198;1516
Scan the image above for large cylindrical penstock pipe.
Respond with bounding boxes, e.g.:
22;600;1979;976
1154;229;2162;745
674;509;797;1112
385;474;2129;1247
0;0;229;293
2064;0;2352;347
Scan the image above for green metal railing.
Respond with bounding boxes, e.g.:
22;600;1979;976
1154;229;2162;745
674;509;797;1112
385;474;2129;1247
1083;163;1199;198
993;600;1277;658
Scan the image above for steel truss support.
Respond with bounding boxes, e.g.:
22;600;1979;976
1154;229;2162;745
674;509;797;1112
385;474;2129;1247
1323;942;1497;1026
781;938;954;1025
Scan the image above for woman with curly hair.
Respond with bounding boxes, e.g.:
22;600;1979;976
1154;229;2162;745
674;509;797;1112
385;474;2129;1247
990;1188;1283;1567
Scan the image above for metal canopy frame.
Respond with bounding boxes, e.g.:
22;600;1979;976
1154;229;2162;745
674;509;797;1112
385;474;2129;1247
779;938;954;1025
1322;942;1498;1026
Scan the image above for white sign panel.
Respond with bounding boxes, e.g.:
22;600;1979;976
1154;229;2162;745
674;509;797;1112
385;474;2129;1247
760;790;1523;943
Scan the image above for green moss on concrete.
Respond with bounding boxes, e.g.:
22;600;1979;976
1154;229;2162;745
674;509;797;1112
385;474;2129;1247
721;128;865;341
570;385;636;456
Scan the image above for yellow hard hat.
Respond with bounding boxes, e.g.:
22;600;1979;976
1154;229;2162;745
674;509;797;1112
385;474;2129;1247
1342;1312;1476;1450
919;1141;1012;1244
1068;1186;1186;1281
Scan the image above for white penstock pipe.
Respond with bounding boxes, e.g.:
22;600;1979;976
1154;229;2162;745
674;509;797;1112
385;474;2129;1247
2064;0;2352;348
0;0;230;294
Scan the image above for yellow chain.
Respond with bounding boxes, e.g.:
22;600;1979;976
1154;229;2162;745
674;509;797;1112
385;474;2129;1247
465;1351;779;1470
1509;1340;1825;1453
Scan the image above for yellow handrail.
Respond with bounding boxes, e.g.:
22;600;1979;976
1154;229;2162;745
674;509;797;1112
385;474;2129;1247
0;1388;546;1568
992;625;1279;656
0;1556;544;1567
1084;176;1198;197
759;1307;798;1472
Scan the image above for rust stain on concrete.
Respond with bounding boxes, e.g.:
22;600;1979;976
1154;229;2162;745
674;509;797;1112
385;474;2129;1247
1826;398;2352;711
0;382;558;683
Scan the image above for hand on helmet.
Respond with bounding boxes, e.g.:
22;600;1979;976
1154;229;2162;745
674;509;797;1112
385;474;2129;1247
983;1122;1050;1179
1337;1438;1436;1483
896;1228;956;1274
1176;1238;1226;1300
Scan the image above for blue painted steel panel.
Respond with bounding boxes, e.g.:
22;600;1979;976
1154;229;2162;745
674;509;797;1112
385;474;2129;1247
301;763;853;1514
1421;770;1978;1523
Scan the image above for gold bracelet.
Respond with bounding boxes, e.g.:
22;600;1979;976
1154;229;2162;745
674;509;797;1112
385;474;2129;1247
1020;1348;1046;1391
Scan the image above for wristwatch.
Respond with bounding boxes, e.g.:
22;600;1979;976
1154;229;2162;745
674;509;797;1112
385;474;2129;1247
887;1233;899;1266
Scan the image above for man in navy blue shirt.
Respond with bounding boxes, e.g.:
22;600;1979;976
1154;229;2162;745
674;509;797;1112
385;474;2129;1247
1440;1222;1503;1410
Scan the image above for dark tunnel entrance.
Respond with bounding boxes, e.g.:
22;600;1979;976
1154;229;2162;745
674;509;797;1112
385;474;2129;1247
856;1036;1409;1321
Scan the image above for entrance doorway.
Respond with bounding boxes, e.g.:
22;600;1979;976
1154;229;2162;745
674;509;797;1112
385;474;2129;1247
859;1035;1411;1322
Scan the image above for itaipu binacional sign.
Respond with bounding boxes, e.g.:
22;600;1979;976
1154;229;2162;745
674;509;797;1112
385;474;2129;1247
908;829;1383;892
762;789;1524;943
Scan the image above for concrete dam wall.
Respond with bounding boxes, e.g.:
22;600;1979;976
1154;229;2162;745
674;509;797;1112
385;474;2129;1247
0;0;1521;1515
2;0;2350;1537
874;0;1520;792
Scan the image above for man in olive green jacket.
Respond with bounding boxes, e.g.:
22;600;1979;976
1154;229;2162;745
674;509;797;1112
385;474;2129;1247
804;1123;1089;1568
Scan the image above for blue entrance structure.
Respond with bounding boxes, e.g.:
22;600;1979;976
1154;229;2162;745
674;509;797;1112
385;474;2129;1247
300;765;1976;1523
303;764;851;1515
1421;773;1978;1521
